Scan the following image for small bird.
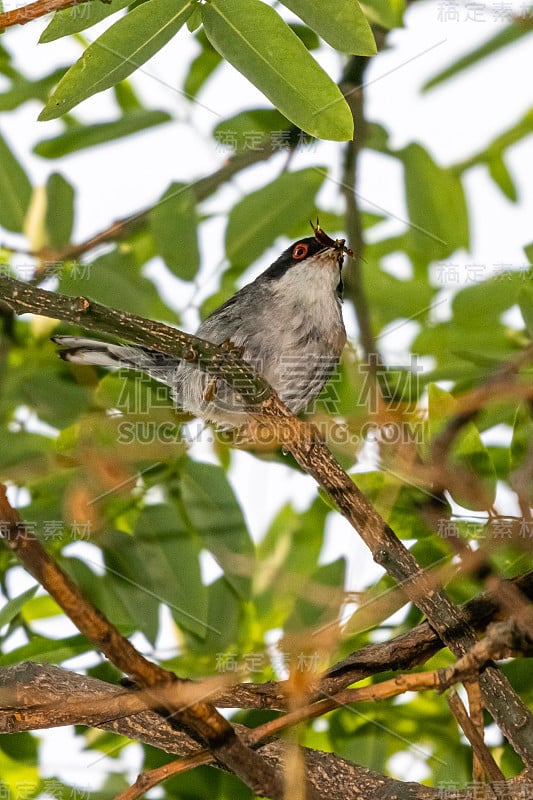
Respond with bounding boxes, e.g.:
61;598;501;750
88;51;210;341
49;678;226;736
54;223;351;428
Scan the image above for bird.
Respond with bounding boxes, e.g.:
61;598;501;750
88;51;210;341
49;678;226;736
54;223;351;429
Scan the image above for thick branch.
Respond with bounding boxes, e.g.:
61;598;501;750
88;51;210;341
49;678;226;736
0;663;478;800
2;280;533;768
274;415;533;768
0;275;272;406
1;572;531;721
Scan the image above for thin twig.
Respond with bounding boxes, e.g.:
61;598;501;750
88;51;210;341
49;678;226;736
340;55;379;364
447;691;504;786
0;0;90;28
1;142;279;274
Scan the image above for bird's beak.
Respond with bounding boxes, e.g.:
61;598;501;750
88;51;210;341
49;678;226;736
311;219;353;261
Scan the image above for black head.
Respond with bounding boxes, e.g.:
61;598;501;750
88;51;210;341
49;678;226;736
263;223;352;281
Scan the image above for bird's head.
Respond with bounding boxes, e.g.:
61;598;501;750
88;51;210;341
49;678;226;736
262;221;352;298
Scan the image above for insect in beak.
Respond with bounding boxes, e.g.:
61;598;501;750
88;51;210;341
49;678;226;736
310;217;353;258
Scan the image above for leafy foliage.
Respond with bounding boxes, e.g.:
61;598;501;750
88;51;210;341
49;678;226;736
0;1;533;798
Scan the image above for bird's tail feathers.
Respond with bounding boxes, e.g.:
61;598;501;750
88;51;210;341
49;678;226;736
52;336;179;378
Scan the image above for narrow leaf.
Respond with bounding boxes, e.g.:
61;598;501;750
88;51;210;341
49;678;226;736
518;285;533;337
150;182;200;280
280;0;376;55
0;634;90;665
179;459;255;599
214;108;292;153
45;172;74;248
39;0;196;120
402;143;469;260
0;586;38;629
40;0;135;42
359;0;404;28
127;510;208;639
34;110;171;158
0;68;67;111
0;132;32;233
201;0;353;141
183;46;222;98
487;154;518;203
423;25;532;91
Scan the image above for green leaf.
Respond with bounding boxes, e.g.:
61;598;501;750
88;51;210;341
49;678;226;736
121;508;209;638
0;132;32;233
518;284;533;335
188;577;241;655
359;0;404;28
183;29;223;98
63;555;140;639
113;79;144;112
35;110;172;158
214;108;292;153
402;143;469;260
2;346;91;429
361;259;435;329
45;172;74;248
150;182;200;280
179;459;255;599
487;154;518;202
0;634;90;665
39;0;196;120
423;25;533;91
510;403;533;473
452;271;527;326
186;2;203;31
225;167;326;268
0;431;51;478
59;248;174;320
201;0;353;141
454;422;497;505
0;732;38;764
415;321;514;376
0;585;38;629
427;385;497;509
279;0;376;55
0;68;67;111
426;382;458;442
285;556;346;631
290;22;320;50
254;499;327;627
40;0;136;42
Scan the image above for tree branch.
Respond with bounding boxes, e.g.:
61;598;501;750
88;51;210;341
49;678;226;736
447;690;504;787
2;279;533;769
1;571;531;722
0;275;272;405
0;488;287;799
340;54;380;364
0;663;487;800
0;0;90;29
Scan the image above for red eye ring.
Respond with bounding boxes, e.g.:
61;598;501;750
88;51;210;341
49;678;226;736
292;243;309;260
